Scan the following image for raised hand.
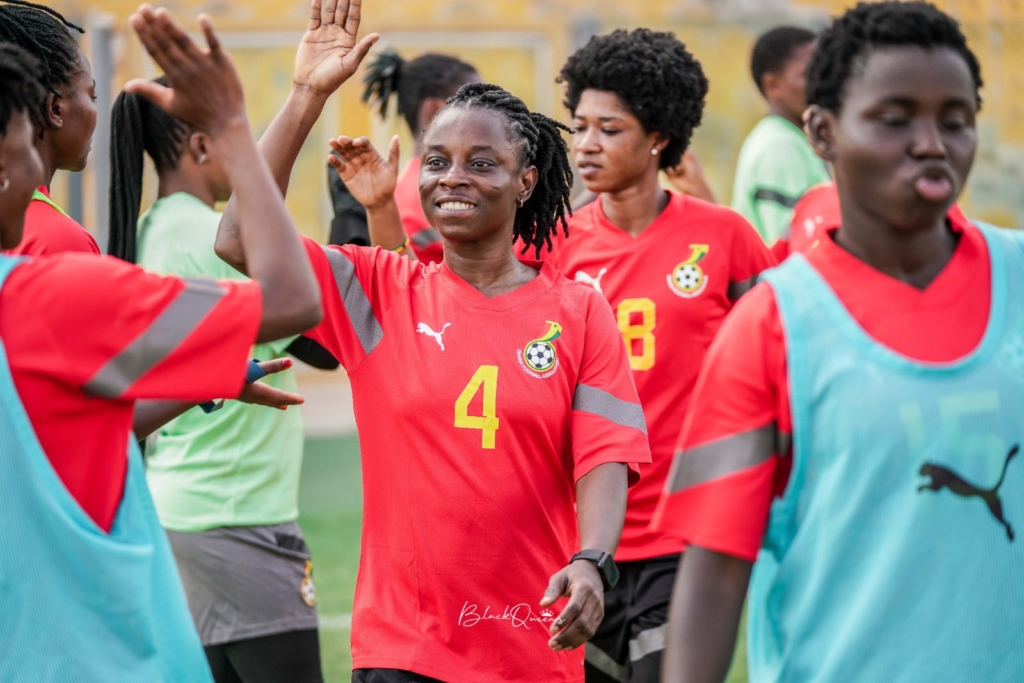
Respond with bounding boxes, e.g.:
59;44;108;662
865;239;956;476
295;0;379;97
125;6;245;135
328;135;400;210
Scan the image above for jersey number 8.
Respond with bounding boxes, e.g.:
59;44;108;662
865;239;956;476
455;365;500;448
618;298;656;371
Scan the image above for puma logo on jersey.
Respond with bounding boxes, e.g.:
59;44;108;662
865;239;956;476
574;268;608;294
918;444;1018;541
417;322;451;351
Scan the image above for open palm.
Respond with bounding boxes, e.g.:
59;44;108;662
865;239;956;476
294;0;379;96
328;135;400;210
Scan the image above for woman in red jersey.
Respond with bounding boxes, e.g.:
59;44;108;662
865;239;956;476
357;48;480;263
551;29;775;683
216;63;652;680
0;7;323;679
0;0;101;256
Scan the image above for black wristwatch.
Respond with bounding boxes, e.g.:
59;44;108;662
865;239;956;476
570;550;619;590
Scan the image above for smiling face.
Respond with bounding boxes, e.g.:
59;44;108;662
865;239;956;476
571;89;664;194
809;46;977;233
46;49;98;173
419;107;537;247
0;110;45;249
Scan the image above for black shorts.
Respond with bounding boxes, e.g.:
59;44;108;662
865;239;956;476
352;670;444;683
584;554;680;683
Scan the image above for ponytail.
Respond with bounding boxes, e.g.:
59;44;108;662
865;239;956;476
361;48;404;121
108;77;188;263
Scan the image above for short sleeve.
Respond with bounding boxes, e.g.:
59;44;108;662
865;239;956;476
727;211;778;301
651;283;791;561
301;237;420;370
749;139;831;245
7;254;262;402
571;291;652;485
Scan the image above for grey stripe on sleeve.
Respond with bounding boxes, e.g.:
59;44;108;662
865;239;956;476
573;384;647;434
667;425;777;493
411;228;442;248
585;644;624;680
320;245;384;355
84;278;225;398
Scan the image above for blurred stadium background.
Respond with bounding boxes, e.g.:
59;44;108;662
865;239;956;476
46;0;1024;679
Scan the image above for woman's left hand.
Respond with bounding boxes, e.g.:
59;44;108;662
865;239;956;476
540;560;605;651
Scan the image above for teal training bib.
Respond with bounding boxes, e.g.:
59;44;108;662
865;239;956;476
0;256;212;682
752;225;1024;682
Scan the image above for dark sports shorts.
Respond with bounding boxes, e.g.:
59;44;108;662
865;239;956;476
352;669;444;683
584;554;681;683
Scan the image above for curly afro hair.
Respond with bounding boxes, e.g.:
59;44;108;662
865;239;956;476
558;28;708;170
807;1;982;114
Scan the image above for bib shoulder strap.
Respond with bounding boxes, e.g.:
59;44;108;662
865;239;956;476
31;189;68;217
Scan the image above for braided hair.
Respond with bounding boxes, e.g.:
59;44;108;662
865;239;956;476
0;0;84;127
362;48;478;134
806;1;983;114
0;43;46;135
444;83;573;257
558;29;708;170
108;78;190;263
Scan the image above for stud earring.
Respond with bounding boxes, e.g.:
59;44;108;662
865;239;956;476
197;154;207;165
651;149;658;156
0;178;9;193
516;197;524;208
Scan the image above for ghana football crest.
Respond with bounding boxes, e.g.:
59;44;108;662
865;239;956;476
668;244;710;298
518;321;562;378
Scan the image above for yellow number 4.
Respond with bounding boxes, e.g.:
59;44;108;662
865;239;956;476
455;365;500;449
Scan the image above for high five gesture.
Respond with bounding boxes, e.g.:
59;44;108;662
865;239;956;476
295;0;379;99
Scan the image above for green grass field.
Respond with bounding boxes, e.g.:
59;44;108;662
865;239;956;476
298;436;748;682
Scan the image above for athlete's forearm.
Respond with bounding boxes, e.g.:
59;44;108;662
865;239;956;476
664;546;752;683
133;400;195;440
367;199;416;259
575;462;628;554
213;119;322;342
216;85;329;273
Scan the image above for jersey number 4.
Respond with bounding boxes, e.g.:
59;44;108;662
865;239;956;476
618;298;656;371
455;365;500;449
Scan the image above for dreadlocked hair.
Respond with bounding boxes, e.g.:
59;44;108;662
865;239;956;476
108;77;190;263
807;1;983;113
445;83;573;258
0;43;46;135
362;48;478;134
0;0;83;126
558;28;708;170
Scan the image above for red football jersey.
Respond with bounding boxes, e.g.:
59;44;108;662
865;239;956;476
653;214;990;561
301;239;650;682
4;187;101;257
772;182;970;260
549;192;775;561
0;254;261;531
394;158;444;264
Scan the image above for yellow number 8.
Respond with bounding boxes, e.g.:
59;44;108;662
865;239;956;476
455;365;500;448
618;298;656;371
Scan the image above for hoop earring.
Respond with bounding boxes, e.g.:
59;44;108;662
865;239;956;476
516;197;524;208
0;178;8;193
